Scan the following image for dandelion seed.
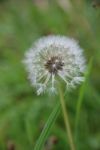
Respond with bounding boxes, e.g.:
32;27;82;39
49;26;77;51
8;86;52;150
24;35;86;95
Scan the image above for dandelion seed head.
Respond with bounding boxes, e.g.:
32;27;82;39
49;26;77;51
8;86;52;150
24;35;86;95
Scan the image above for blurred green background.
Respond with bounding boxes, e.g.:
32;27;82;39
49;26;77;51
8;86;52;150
0;0;100;149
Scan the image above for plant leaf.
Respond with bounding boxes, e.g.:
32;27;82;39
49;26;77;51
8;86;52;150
34;102;60;150
75;58;93;140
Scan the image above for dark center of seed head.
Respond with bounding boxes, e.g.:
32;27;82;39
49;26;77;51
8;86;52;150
45;56;64;74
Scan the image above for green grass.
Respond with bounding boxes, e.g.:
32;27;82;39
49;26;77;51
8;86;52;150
0;0;100;150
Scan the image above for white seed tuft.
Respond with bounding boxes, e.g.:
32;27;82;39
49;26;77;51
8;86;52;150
23;35;86;95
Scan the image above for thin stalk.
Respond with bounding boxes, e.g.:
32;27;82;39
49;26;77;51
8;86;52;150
59;85;75;150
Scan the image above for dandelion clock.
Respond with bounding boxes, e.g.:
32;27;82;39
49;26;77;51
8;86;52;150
24;35;85;95
23;35;86;150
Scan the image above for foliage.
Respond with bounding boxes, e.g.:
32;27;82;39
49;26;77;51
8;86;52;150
0;0;100;149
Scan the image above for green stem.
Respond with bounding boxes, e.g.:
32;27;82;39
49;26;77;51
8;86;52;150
59;86;75;150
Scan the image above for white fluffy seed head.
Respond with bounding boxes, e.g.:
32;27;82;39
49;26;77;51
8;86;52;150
23;35;86;95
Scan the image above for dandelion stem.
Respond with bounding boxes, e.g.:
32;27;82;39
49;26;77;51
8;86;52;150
59;85;75;150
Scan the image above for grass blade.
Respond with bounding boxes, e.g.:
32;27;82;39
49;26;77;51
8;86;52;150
34;102;60;150
75;58;93;142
